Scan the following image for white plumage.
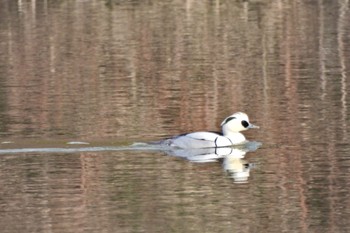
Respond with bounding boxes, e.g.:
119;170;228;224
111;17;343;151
161;112;259;149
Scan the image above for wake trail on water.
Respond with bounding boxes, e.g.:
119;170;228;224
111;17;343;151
0;142;165;154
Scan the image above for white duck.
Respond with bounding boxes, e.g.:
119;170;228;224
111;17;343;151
161;112;259;149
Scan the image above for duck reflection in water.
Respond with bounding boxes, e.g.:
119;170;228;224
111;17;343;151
145;112;261;182
163;141;262;183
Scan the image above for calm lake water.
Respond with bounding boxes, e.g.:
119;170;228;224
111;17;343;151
1;0;350;232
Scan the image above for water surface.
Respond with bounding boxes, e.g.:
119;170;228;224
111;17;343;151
1;0;350;232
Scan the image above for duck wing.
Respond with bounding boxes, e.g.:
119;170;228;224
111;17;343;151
169;132;232;148
183;132;222;141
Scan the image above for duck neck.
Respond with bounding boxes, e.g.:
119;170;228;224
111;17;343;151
222;130;246;142
222;128;239;137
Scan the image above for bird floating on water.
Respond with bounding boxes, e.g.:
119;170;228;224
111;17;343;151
159;112;259;149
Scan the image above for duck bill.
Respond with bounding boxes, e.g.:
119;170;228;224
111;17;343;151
248;124;259;129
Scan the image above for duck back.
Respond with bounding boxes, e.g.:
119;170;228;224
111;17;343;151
165;132;235;149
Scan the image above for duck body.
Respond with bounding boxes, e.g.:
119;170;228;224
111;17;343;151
160;112;258;149
163;131;246;148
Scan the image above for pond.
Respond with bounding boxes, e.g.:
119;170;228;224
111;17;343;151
0;0;350;232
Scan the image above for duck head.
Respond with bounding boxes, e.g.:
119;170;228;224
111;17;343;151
221;112;259;136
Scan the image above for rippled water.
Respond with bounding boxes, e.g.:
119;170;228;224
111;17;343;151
1;0;350;232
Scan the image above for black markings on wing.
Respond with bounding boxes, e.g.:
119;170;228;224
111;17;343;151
226;137;233;145
209;131;223;136
174;132;222;141
214;136;233;148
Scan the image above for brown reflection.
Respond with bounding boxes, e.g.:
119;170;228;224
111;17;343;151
0;0;269;140
0;0;350;233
